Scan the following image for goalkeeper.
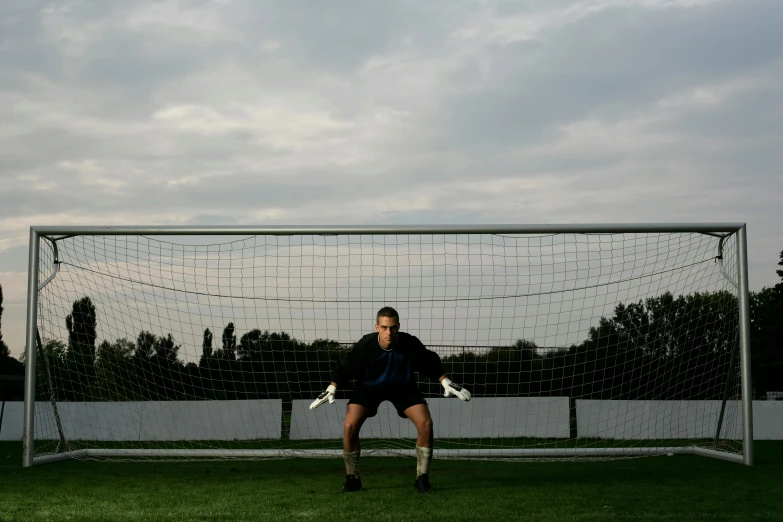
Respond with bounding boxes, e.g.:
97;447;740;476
310;306;471;493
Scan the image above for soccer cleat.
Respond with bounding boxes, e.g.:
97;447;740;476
414;473;432;493
342;474;362;493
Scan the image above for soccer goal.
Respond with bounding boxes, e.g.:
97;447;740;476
21;224;754;467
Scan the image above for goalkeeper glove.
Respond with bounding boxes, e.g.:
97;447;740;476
309;384;337;410
441;378;472;401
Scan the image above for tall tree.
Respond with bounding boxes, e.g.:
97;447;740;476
202;328;213;359
220;322;237;361
65;296;97;364
0;283;7;358
777;249;783;282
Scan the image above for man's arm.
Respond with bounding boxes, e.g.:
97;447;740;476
411;337;446;382
410;337;471;401
330;341;366;387
310;340;368;410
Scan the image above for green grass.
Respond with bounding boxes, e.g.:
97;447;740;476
1;441;782;521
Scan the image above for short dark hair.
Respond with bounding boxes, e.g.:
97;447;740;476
376;306;399;324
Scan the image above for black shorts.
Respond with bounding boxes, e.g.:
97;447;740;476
348;385;427;418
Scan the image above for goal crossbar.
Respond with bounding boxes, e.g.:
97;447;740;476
32;223;745;236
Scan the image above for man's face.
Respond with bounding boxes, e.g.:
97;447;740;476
375;316;400;348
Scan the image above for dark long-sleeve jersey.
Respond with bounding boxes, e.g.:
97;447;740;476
331;332;445;389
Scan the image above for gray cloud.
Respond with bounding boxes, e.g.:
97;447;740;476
439;1;783;146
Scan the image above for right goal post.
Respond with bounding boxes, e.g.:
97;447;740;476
22;223;753;466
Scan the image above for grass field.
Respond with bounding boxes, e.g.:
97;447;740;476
1;441;781;521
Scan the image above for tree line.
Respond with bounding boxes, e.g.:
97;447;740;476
0;284;25;401
0;250;781;402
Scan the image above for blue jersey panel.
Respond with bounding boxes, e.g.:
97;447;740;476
362;350;413;386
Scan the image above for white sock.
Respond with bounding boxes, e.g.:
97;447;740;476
343;450;360;477
416;446;432;478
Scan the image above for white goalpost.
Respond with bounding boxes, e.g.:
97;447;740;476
21;224;754;467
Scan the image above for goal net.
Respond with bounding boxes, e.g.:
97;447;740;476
24;226;750;464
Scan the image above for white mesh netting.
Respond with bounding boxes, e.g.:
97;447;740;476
30;230;743;461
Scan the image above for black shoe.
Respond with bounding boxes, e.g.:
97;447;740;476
342;474;362;493
414;473;431;493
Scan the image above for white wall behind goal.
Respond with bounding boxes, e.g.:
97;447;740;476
575;400;749;440
289;397;571;440
0;400;282;441
2;400;782;441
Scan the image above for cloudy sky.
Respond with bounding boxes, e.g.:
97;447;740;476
1;0;782;358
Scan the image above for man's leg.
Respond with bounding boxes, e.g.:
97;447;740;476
404;403;434;492
342;403;367;492
404;403;433;448
344;403;368;453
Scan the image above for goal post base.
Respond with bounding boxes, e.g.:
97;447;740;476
32;450;87;465
31;446;743;464
690;446;744;464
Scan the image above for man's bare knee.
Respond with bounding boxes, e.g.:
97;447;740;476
344;420;359;438
416;417;432;435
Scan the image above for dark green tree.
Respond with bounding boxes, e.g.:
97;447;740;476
749;266;783;397
0;283;24;400
202;328;213;359
0;283;7;357
777;249;783;282
238;329;265;361
42;338;68;362
95;338;136;400
153;333;180;362
237;330;294;361
65;296;97;364
98;338;135;364
64;297;97;400
219;322;237;361
150;333;184;400
135;330;156;359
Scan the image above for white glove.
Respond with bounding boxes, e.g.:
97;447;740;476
309;384;337;410
441;378;471;401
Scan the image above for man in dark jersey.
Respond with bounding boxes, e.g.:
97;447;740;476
309;306;472;493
